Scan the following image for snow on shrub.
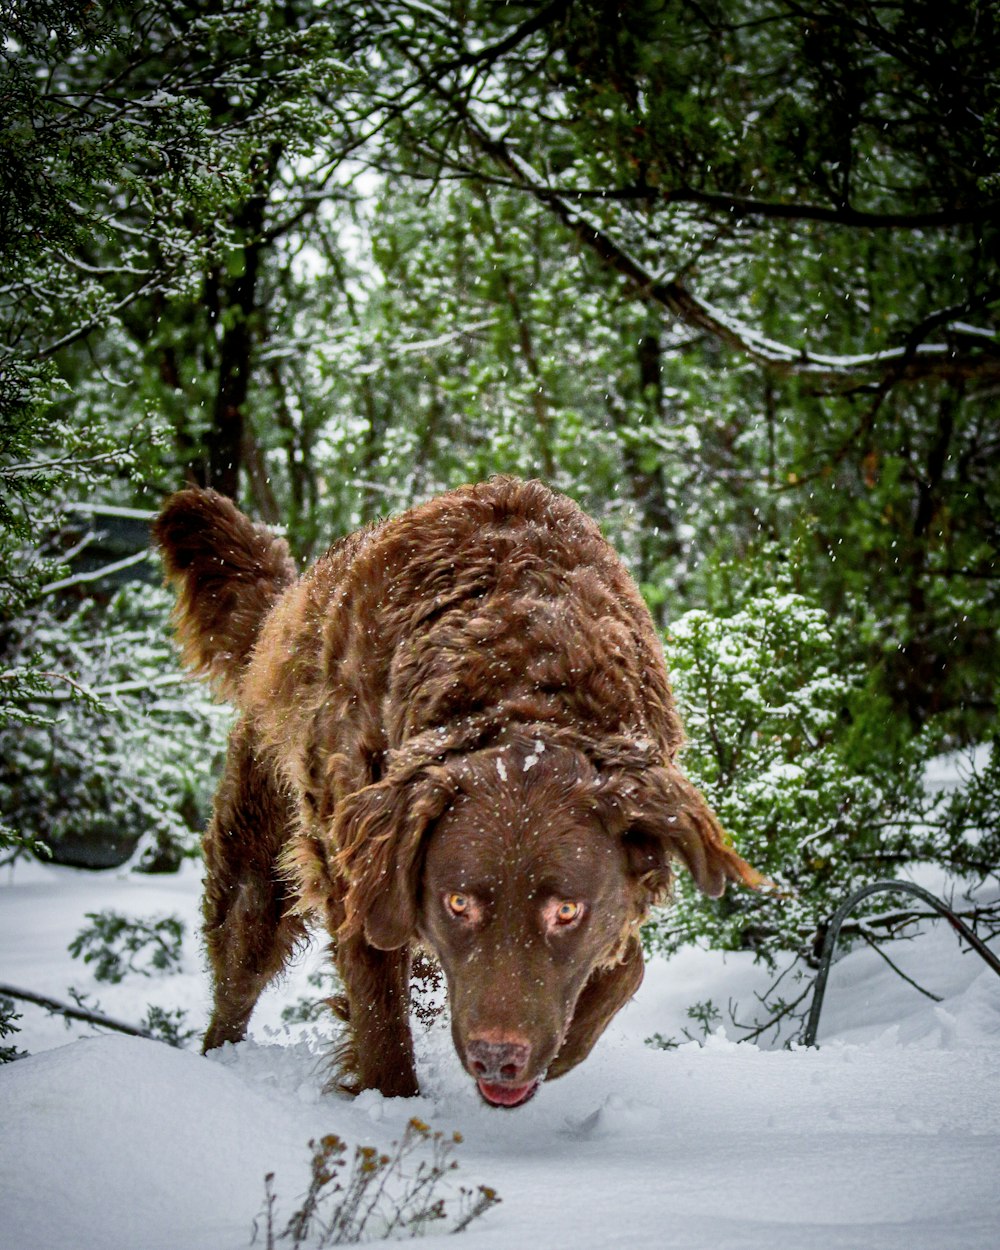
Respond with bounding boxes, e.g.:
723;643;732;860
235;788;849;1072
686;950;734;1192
649;585;930;963
0;582;231;871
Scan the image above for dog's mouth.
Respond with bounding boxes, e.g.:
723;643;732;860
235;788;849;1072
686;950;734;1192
476;1078;539;1109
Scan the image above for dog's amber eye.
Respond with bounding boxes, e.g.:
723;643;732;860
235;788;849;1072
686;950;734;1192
554;901;582;925
446;892;470;916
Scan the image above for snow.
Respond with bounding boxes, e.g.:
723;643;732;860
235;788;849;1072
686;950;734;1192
2;856;999;1249
521;740;545;771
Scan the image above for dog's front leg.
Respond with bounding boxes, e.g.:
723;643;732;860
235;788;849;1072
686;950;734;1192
331;933;418;1098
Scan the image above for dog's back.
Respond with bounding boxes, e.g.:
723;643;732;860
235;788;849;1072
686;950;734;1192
230;477;686;793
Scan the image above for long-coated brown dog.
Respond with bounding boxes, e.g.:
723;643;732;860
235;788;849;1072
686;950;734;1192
155;476;760;1107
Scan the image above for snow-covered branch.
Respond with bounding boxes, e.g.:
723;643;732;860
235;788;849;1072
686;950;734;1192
456;111;1000;388
391;318;497;354
41;551;153;596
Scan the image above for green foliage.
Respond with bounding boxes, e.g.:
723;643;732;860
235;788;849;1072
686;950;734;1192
0;0;347;876
649;565;934;959
281;967;343;1027
68;910;185;983
0;995;27;1063
935;738;1000;882
256;1120;500;1247
0;1;995;996
64;906;198;1050
645;1000;725;1052
0;583;231;870
1;0;349;352
140;1003;198;1048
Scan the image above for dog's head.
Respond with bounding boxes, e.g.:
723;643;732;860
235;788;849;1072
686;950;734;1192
336;733;759;1107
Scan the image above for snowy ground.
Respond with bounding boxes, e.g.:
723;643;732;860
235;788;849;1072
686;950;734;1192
2;854;999;1250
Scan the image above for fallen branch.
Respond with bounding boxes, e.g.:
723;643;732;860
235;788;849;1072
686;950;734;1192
0;983;153;1040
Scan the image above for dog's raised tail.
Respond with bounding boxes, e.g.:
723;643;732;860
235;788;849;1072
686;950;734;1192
153;488;296;702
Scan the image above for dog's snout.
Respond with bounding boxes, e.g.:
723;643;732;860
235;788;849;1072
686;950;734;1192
466;1036;531;1082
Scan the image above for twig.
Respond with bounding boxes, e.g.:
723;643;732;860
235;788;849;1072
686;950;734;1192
860;931;942;1002
727;980;814;1045
0;669;97;701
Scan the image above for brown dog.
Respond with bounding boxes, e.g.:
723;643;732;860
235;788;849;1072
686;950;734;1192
155;477;759;1107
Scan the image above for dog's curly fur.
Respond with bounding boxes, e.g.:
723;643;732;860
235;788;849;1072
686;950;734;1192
155;476;760;1100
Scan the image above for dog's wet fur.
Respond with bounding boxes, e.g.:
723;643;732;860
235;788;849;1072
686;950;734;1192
154;477;760;1103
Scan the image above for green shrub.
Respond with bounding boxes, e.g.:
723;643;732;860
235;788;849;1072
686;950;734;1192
0;996;26;1064
649;580;933;961
0;582;231;870
68;910;185;983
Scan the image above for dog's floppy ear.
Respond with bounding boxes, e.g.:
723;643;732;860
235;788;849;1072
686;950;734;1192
600;760;763;905
335;762;457;950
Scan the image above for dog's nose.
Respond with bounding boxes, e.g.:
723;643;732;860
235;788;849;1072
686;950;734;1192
466;1036;531;1082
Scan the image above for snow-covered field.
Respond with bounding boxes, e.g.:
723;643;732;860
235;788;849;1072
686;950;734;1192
2;854;999;1250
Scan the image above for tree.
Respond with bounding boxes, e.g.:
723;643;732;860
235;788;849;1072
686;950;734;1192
317;0;998;727
0;0;345;859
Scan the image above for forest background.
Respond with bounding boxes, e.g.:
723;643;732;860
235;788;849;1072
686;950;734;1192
2;0;998;1048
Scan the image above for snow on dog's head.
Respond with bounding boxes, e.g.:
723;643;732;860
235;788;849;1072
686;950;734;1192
339;734;760;1106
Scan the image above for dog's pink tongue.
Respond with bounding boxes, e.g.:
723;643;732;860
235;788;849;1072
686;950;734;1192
477;1079;538;1108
